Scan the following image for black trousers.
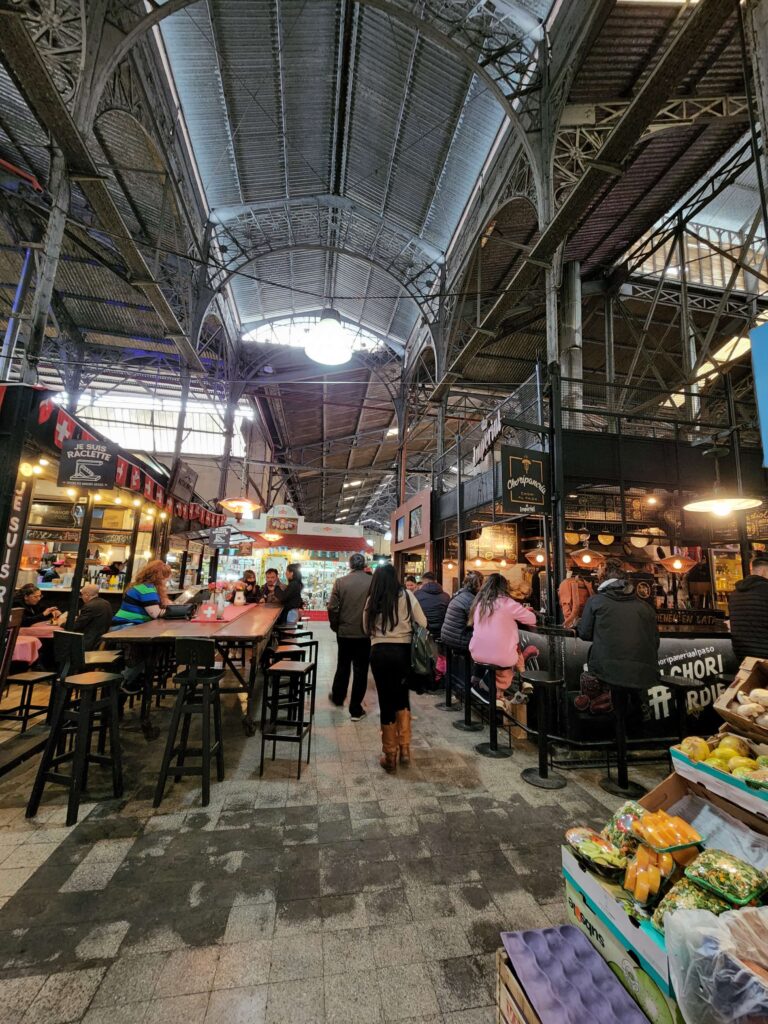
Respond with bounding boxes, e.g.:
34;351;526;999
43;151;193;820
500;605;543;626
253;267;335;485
331;636;371;715
369;643;410;725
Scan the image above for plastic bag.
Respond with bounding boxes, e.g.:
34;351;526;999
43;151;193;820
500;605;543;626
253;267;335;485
666;907;768;1024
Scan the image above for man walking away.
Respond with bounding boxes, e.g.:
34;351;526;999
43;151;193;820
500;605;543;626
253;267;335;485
728;555;768;661
415;571;450;640
328;553;372;720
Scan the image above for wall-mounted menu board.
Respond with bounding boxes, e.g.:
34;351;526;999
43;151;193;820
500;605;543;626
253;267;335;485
564;494;650;523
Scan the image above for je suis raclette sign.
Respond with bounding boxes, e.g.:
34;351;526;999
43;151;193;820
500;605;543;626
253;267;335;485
501;445;549;515
57;439;118;489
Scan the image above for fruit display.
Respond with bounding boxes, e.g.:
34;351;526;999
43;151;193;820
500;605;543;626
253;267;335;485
684;849;768;906
672;733;768;791
746;768;768;791
651;878;730;933
565;827;626;876
622;844;675;906
601;800;646;857
632;809;702;853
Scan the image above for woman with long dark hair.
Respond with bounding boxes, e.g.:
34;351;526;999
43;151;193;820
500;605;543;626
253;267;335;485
363;564;427;772
275;563;304;624
469;572;536;702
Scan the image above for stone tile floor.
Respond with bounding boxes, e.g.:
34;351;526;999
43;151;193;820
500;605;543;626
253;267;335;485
0;623;666;1023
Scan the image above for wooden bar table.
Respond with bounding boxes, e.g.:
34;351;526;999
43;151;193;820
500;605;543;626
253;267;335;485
107;605;281;736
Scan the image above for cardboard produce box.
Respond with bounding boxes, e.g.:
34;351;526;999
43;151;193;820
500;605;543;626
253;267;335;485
671;727;768;821
715;657;768;743
562;772;768;1020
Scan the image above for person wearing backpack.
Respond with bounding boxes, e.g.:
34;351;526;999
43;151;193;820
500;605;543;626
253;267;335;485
363;563;427;773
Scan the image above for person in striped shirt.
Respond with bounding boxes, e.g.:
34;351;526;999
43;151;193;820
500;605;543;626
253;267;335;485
111;560;171;693
112;560;171;627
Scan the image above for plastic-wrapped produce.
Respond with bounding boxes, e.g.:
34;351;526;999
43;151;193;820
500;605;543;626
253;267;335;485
652;878;730;932
601;800;645;856
685;850;768;906
667;907;768;1024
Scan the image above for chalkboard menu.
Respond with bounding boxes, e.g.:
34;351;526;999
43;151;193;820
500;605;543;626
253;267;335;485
564;494;651;524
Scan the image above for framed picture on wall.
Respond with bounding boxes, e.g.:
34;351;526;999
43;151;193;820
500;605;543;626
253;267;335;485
396;516;406;543
409;506;422;539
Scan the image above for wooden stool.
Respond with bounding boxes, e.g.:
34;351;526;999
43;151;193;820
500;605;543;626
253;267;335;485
0;608;56;733
519;670;566;790
266;644;305;667
153;639;225;808
26;669;123;826
278;628;313;642
260;659;315;780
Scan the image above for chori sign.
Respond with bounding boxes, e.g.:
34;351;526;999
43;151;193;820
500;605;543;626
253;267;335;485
471;410;502;467
501;445;549;514
57;439;118;489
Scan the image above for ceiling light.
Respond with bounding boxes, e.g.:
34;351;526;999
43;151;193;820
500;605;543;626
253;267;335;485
597;533;614;546
114;497;122;504
500;558;507;567
646;496;658;506
564;531;580;546
386;427;398;436
159;512;167;521
66;488;76;498
19;462;33;478
366;539;375;547
261;532;282;543
220;496;259;520
32;465;42;475
629;534;649;548
344;481;362;488
660;555;697;574
133;499;141;507
524;544;547;567
384;530;392;541
94;493;103;502
570;544;606;568
304;309;352;365
474;558;482;567
447;561;454;570
38;458;49;467
684;495;762;516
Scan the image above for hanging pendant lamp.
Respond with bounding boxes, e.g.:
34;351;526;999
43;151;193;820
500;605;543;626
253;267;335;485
660;555;697;574
683;453;762;516
570;541;606;569
524;543;548;567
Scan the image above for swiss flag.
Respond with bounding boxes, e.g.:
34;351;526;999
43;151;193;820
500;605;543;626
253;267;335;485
144;477;154;500
116;459;128;486
54;410;75;448
37;398;54;424
130;466;141;491
80;430;96;442
189;504;200;521
155;485;165;506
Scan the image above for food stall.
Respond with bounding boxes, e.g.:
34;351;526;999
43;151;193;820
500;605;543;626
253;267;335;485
233;504;370;617
390;487;432;582
0;384;225;630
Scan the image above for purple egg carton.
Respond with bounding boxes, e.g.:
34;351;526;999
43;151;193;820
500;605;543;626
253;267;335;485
500;925;649;1024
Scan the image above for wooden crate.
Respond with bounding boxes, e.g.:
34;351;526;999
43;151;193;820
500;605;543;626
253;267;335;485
714;656;768;744
496;948;541;1024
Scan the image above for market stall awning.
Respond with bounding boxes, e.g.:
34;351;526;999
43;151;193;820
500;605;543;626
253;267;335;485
242;532;369;553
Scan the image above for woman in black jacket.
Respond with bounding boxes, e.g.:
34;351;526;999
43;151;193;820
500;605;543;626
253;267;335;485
14;584;60;628
440;571;483;650
275;563;304;624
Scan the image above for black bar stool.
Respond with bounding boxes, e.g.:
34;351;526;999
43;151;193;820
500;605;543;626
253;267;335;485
0;608;57;733
153;638;225;808
660;673;711;743
519;670;566;790
600;682;645;799
452;650;484;733
260;659;314;780
436;645;459;712
278;627;313;642
26;632;122;826
266;643;306;667
474;665;513;759
295;638;320;717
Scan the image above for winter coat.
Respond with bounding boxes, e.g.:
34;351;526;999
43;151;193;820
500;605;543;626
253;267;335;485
469;596;537;669
327;569;371;638
275;579;303;624
414;581;450;639
440;587;475;650
576;580;659;689
558;576;593;627
728;575;768;661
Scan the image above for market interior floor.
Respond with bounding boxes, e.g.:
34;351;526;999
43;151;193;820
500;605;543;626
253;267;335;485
0;622;667;1024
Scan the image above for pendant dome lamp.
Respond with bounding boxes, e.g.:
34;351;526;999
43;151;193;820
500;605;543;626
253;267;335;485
683;451;762;517
219;496;259;520
304;308;353;366
570;541;606;569
524;543;548;566
660;555;697;574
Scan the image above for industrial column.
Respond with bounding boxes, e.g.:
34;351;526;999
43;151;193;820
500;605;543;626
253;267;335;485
559;261;583;429
0;246;34;380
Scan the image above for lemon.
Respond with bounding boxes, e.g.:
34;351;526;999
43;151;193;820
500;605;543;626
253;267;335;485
679;736;711;762
728;757;758;772
703;757;731;773
717;735;751;758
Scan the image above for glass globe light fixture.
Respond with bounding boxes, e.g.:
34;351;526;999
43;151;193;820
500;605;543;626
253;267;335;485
305;309;353;365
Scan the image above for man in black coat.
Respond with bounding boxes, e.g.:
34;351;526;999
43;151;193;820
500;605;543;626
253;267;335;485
440;571;483;650
576;560;659;689
728;555;768;661
71;583;114;650
414;572;451;640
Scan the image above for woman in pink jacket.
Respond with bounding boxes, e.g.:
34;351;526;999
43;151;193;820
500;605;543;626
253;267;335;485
469;573;537;697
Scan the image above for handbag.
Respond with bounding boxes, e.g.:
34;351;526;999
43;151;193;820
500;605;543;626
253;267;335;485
405;591;437;679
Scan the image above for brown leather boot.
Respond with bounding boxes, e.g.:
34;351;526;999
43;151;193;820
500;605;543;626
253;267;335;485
395;709;412;766
379;723;398;773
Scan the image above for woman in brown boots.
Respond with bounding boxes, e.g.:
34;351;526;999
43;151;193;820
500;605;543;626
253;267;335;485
363;563;427;772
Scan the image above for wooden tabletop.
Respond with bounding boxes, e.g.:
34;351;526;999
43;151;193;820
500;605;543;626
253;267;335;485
107;605;281;644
